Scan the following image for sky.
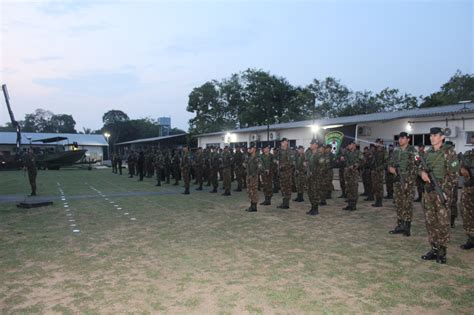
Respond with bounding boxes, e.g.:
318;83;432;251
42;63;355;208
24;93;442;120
0;0;472;132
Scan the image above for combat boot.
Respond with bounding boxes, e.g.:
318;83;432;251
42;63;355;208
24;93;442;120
339;192;347;198
183;188;190;195
277;198;289;209
349;201;357;211
460;235;474;250
260;196;270;206
421;244;438;260
326;191;332;199
210;187;217;193
308;205;319;216
450;215;456;228
196;184;202;191
372;197;382;207
389;219;404;234
222;190;231;196
293;193;304;202
173;181;179;186
245;203;253;212
156;181;161;187
403;221;411;237
246;203;257;212
436;246;447;264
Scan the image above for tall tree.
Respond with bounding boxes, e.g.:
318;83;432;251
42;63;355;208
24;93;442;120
102;110;130;125
420;70;474;107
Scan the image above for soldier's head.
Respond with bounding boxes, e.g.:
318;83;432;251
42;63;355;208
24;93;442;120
280;138;289;150
429;127;445;147
197;147;202;152
310;139;318;151
224;146;229;152
418;144;425;152
248;142;256;154
297;145;305;154
348;141;356;151
183;145;189;153
263;145;270;154
363;146;369;152
398;132;410;147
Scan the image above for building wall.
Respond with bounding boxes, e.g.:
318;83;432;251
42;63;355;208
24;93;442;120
198;113;474;152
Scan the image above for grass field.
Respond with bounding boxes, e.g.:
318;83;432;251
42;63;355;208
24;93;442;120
0;169;473;314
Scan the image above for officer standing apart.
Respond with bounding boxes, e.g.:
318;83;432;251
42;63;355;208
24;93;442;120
244;142;261;212
23;148;38;196
388;132;417;236
459;133;474;250
277;138;295;209
419;127;459;264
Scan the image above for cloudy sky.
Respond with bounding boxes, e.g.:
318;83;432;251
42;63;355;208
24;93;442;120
0;0;472;132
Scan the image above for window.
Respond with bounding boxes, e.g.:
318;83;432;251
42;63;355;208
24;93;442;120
230;142;248;148
413;134;423;146
466;131;474;145
394;133;431;146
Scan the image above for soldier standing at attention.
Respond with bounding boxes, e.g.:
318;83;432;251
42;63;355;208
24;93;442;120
415;145;426;202
341;141;363;211
244;142;260;212
370;139;387;207
459;133;474;250
336;147;347;198
23;148;38;196
361;146;372;199
127;151;136;178
293;145;306;202
209;146;219;193
320;145;334;205
112;153;117;173
221;146;233;196
153;150;163;187
385;144;395;199
117;153;123;175
137;151;145;181
260;144;274;205
277;138;295;209
388;132;417;236
194;147;204;190
172;150;180;185
306;140;322;215
233;146;244;192
181;145;191;195
419;127;459;264
272;147;280;193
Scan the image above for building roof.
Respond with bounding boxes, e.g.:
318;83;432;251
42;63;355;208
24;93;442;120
0;132;108;146
115;133;187;145
197;103;474;137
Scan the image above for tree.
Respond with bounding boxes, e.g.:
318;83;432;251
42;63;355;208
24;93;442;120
420;71;474;107
48;114;77;133
102;110;130;125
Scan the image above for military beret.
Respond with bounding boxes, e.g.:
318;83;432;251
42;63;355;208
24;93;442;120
310;139;319;145
430;127;444;135
249;142;256;148
445;140;454;146
349;140;356;144
399;132;409;138
281;138;288;142
298;145;304;149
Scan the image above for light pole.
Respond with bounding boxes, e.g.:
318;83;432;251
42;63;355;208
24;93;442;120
104;132;110;161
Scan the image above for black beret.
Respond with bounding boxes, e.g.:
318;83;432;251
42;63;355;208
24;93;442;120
430;127;444;135
399;132;409;138
249;142;256;148
298;145;304;149
310;139;319;145
281;138;288;142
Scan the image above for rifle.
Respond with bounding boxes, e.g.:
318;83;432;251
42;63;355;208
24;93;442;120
393;150;405;188
416;153;447;206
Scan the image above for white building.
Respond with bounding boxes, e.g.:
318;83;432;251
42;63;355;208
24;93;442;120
0;132;108;161
197;103;474;152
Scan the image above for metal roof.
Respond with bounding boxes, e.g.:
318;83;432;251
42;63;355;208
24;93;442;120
0;132;108;146
115;133;187;145
198;103;474;137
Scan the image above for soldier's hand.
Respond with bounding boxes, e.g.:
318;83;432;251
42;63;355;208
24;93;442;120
421;171;430;183
460;167;471;178
388;166;396;175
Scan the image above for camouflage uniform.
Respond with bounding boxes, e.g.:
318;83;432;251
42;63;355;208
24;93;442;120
222;149;233;195
361;150;372;198
244;151;261;211
181;150;191;194
306;149;324;214
294;152;306;202
260;151;274;205
388;145;417;236
277;147;295;208
164;151;171;184
369;146;387;207
419;142;459;263
127;152;136;178
320;149;333;205
385;147;395;199
343;148;363;210
23;151;38;196
194;150;204;190
459;148;474;249
153;151;164;186
272;148;280;193
172;152;181;185
209;149;220;193
233;148;245;191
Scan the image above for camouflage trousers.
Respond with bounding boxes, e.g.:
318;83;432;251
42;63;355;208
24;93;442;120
247;175;259;203
422;191;450;247
182;169;190;190
339;167;346;194
321;169;333;200
461;186;474;236
155;167;162;184
362;168;371;194
210;168;218;189
450;186;458;218
344;167;359;203
306;175;320;207
386;171;394;195
223;168;231;192
195;166;203;186
393;178;415;221
370;169;384;198
28;169;37;193
279;168;293;198
261;171;273;197
295;171;306;194
235;165;244;189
